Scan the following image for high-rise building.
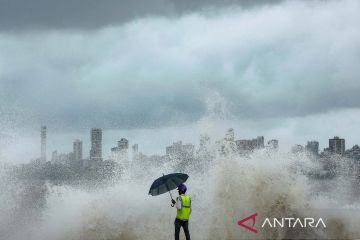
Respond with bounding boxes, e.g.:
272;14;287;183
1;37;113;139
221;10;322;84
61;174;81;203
235;136;264;153
58;152;74;165
267;139;279;150
199;134;210;150
132;144;139;161
40;126;47;163
225;128;235;141
73;139;83;161
345;145;360;161
255;136;265;148
166;141;195;161
51;150;58;163
291;144;304;154
306;141;319;155
132;144;138;153
198;134;211;155
90;128;102;161
219;129;237;155
111;138;129;163
118;138;129;150
329;136;345;155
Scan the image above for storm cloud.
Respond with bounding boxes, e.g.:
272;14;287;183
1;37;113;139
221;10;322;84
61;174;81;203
1;0;360;132
0;0;282;31
1;0;360;162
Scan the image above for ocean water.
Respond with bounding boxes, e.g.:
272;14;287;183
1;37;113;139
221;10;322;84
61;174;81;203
1;148;359;240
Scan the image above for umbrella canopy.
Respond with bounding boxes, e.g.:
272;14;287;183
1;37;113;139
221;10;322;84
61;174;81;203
148;173;189;196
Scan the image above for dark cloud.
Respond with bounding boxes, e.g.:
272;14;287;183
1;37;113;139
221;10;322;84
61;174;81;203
0;0;360;132
0;0;282;31
1;0;360;163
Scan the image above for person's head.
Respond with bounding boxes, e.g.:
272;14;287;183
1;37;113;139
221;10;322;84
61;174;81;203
177;183;187;195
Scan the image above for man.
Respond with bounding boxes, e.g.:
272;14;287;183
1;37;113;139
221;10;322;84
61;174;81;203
171;183;191;240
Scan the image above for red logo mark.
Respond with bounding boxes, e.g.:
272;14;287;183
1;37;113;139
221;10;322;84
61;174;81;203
237;213;258;233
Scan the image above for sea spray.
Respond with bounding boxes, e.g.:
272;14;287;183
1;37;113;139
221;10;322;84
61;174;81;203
1;147;360;240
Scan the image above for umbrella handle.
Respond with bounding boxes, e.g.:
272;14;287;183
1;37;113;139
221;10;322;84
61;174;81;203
169;191;175;207
169;190;174;200
163;173;176;207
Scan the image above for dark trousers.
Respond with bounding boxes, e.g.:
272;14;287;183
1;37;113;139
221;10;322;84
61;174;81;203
175;218;190;240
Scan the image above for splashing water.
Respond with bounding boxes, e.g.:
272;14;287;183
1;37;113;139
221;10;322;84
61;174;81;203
1;146;360;240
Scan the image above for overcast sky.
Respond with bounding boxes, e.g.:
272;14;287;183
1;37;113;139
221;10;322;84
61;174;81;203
1;0;360;163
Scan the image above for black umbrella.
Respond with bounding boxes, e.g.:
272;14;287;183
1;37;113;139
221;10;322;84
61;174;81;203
148;173;189;203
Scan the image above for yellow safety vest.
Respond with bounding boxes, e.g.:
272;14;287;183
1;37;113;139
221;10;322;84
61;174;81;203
176;194;191;221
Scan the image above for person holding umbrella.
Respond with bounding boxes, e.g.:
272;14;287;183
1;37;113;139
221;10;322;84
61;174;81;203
148;173;191;240
171;183;191;240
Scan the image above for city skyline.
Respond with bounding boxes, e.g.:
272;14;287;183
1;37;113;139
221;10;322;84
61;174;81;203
2;119;360;164
33;125;359;165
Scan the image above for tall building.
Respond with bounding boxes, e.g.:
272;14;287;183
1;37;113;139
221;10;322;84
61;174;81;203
90;128;102;161
255;136;265;148
40;126;47;163
291;144;305;154
235;136;264;153
199;134;210;150
198;134;211;155
73;139;83;161
329;136;345;155
306;141;319;155
345;145;360;161
111;138;129;163
218;129;237;156
51;150;58;163
132;144;138;153
118;138;129;150
225;128;235;141
267;139;279;150
166;141;195;161
58;152;74;165
132;144;139;161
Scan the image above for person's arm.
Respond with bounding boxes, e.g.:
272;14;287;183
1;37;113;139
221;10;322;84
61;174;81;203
175;198;182;209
